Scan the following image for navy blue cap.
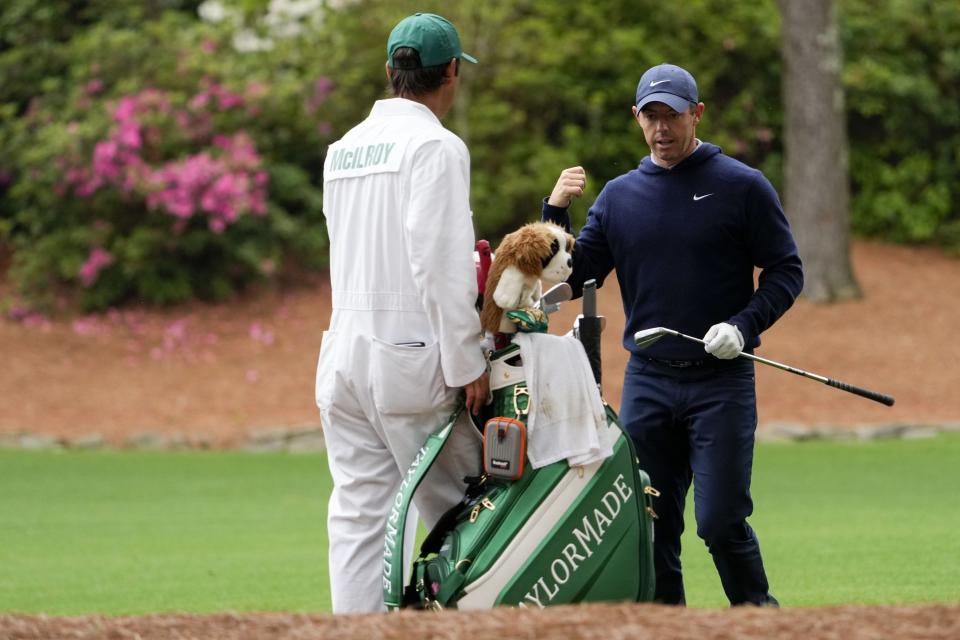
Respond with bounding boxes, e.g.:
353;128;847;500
635;64;699;113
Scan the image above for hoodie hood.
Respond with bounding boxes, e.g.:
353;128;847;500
639;142;722;174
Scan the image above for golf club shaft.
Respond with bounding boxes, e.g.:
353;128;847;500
661;328;896;407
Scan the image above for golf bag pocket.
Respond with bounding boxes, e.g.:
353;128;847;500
369;337;445;414
314;331;338;410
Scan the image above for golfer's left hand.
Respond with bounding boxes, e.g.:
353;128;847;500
547;166;586;208
703;322;744;359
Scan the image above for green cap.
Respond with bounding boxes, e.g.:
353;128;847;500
387;13;478;68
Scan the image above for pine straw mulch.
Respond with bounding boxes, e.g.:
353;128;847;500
3;602;960;640
3;240;960;448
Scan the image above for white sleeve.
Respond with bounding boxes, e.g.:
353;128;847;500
405;138;486;387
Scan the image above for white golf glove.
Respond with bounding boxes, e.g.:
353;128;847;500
703;322;744;360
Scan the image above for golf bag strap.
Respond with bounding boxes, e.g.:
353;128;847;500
383;400;465;610
419;493;469;556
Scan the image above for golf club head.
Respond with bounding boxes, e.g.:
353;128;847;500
537;282;573;315
633;327;674;349
539;282;573;308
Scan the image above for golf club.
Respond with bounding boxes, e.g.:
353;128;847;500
536;281;573;315
577;280;604;386
634;326;896;406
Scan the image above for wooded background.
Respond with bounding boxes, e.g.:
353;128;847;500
1;0;958;312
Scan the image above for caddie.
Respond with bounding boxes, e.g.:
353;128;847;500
315;12;489;613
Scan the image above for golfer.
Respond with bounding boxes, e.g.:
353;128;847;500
316;13;488;613
542;63;803;606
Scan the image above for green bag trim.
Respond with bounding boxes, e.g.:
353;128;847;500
490;414;650;606
382;400;464;610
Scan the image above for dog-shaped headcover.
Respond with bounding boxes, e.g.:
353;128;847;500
480;222;575;334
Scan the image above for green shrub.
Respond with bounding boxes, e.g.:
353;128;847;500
311;0;784;238
843;0;960;245
2;0;959;313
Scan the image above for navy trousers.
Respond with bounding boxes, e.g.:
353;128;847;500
619;354;778;606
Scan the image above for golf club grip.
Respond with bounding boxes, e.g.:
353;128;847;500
582;280;597;317
826;378;895;406
580;280;601;385
578;317;603;385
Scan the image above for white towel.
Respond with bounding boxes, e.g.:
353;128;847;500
510;333;612;468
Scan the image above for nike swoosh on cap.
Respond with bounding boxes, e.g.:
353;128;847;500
650;79;671;86
693;193;714;201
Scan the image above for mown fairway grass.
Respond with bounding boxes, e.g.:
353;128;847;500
682;432;960;607
0;451;330;615
1;433;958;614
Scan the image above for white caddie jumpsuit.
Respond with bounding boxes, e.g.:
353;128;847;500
316;98;487;613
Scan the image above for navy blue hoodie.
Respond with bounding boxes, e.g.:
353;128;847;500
542;143;804;361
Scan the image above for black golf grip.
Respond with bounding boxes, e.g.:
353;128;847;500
582;280;597;317
826;379;895;406
578;317;603;385
580;280;601;385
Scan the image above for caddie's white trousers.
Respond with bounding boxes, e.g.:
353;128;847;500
316;328;482;613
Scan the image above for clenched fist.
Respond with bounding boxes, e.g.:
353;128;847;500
547;166;587;208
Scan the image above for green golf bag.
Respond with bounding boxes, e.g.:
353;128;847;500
382;340;659;610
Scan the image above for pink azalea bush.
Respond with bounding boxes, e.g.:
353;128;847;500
64;88;270;240
3;16;333;313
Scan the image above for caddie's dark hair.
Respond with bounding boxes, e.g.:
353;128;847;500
388;47;458;97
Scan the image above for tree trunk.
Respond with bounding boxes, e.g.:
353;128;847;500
779;0;861;302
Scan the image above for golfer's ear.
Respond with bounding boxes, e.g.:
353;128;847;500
444;58;458;81
385;61;392;81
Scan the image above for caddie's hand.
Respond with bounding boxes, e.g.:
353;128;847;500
703;322;744;360
547;166;586;208
463;370;490;416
